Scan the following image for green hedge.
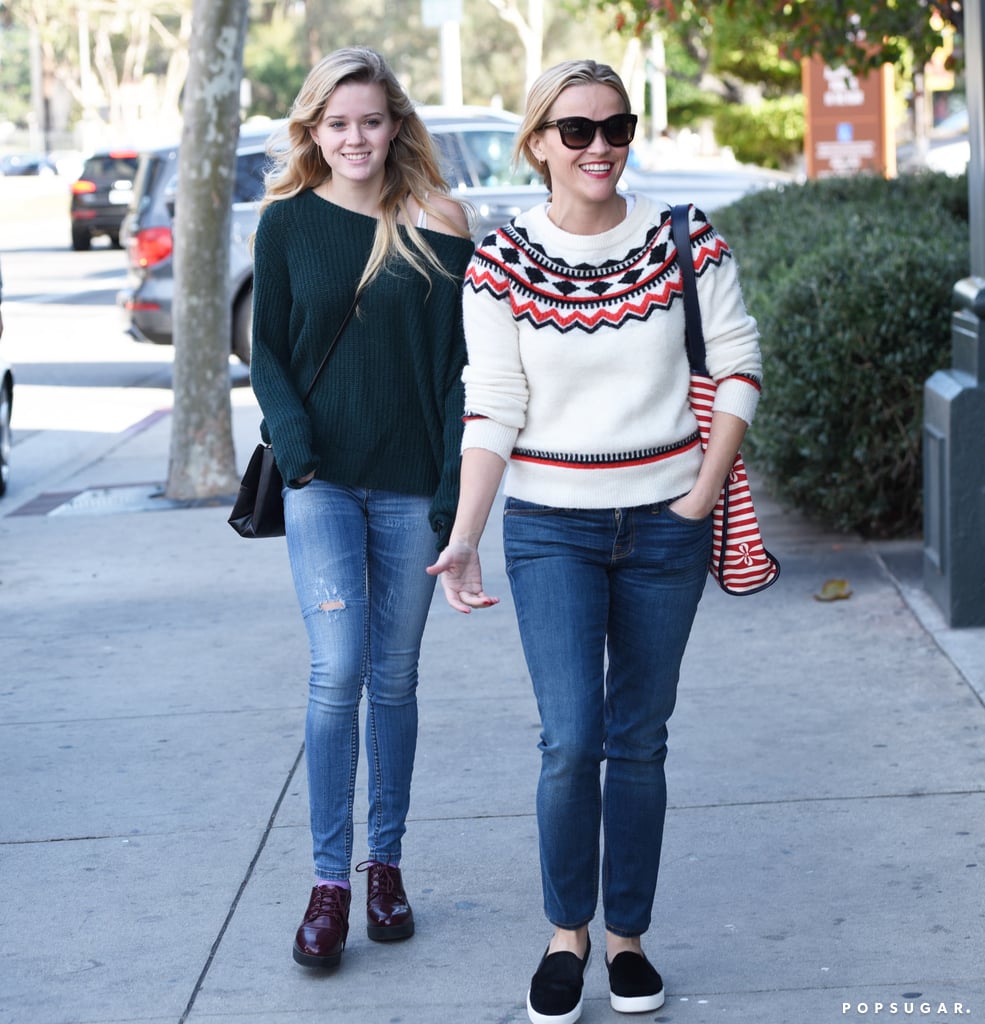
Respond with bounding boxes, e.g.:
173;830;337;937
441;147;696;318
713;172;969;538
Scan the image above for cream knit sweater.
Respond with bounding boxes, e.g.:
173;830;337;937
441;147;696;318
460;196;762;509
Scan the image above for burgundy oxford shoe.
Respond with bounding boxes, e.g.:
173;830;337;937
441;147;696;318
292;884;351;968
358;861;415;941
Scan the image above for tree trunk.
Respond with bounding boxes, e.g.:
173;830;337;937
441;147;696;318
166;0;250;499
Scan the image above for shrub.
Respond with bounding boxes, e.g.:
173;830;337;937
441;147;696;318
714;172;969;538
712;96;806;170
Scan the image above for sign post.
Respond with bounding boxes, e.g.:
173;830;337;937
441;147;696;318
421;0;463;107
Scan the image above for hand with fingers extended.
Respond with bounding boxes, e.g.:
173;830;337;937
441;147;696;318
426;539;500;614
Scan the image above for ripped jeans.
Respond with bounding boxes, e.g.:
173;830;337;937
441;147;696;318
283;481;437;881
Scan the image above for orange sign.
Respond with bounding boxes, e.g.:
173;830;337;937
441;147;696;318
803;56;896;178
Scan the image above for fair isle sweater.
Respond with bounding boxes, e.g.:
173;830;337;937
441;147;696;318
461;197;762;509
250;190;475;545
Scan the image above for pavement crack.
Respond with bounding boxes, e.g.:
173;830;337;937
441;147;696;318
177;741;305;1024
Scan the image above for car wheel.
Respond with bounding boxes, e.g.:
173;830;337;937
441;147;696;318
0;378;12;498
71;227;91;252
232;283;253;366
109;232;122;249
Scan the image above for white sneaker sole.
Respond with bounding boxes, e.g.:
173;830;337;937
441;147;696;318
610;988;665;1013
526;991;584;1024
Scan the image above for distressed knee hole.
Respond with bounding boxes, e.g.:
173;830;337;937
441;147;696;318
318;599;346;612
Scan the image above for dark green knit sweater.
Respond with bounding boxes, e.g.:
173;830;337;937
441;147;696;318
250;190;474;547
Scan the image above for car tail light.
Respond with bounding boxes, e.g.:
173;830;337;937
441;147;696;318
124;298;161;313
71;180;97;195
131;226;173;268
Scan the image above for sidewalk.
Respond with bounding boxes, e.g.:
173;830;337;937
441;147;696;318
1;396;983;1024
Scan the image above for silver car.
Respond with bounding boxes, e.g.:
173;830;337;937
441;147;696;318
419;105;547;237
117;119;282;364
118;107;546;364
118;106;786;364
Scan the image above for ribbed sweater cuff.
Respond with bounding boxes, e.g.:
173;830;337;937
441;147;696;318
461;418;518;462
272;413;315;483
713;377;761;425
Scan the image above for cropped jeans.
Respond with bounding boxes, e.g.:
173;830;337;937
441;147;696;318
503;497;711;937
284;481;437;881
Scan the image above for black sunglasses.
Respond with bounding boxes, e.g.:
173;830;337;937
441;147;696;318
538;113;638;150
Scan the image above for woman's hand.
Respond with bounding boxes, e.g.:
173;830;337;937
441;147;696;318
668;488;716;521
673;410;748;520
293;470;315;486
426;540;499;614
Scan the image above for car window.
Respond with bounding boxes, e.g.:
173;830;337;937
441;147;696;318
233;150;270;204
129;150;176;214
82;155;138;182
432;132;468;188
458;129;538;187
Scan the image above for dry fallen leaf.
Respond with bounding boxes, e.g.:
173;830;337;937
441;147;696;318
815;579;853;602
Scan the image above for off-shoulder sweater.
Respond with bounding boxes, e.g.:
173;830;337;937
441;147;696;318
460;197;762;509
250;190;474;545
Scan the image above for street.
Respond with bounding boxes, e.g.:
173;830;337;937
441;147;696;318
0;176;251;513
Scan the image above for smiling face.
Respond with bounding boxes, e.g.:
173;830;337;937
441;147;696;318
529;82;630;211
309;80;401;191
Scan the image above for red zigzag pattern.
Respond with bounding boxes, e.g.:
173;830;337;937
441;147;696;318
465;221;731;333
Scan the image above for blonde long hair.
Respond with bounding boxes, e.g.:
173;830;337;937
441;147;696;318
260;47;468;292
514;59;632;192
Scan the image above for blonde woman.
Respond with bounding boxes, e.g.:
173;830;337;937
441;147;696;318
429;59;762;1022
250;47;473;972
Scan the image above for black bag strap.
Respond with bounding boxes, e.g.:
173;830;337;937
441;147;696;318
670;204;710;378
300;287;363;406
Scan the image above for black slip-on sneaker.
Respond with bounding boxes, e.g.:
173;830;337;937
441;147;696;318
606;950;665;1013
526;936;592;1024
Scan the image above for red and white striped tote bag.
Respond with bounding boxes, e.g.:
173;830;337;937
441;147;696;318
672;203;779;595
687;373;780;594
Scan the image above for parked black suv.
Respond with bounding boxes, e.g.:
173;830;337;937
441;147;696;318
70;150;139;250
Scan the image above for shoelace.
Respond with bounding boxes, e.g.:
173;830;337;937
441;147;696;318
305;885;347;922
355;860;401;896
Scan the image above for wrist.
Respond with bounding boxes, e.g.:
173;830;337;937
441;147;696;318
690;479;720;508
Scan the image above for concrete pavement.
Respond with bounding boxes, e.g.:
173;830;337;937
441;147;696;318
1;392;983;1024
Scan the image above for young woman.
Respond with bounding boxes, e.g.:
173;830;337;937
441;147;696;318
250;47;473;972
428;60;763;1023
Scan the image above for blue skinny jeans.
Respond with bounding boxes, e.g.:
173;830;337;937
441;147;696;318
284;481;437;881
503;497;711;937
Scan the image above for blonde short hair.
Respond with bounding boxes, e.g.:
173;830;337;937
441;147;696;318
514;60;632;192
